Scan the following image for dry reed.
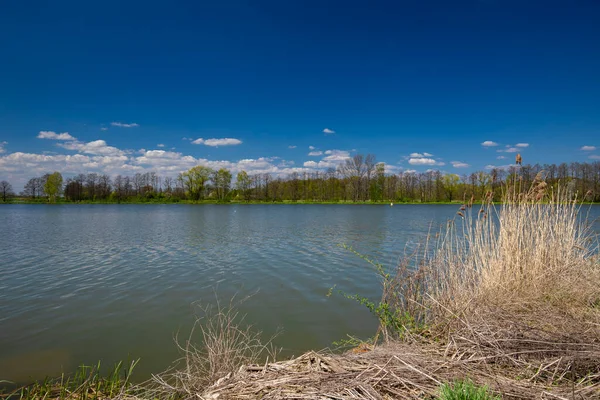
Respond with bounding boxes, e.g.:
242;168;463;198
149;295;280;399
150;175;600;399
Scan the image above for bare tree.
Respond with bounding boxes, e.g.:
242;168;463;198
1;181;14;202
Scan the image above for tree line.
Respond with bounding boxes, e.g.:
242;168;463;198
2;155;600;203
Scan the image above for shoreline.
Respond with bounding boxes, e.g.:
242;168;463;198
3;200;600;206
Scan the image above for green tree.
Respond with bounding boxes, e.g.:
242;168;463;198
443;174;460;202
44;172;63;202
213;168;232;201
236;170;251;201
370;162;385;201
182;165;213;200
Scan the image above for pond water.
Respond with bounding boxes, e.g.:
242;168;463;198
1;204;598;383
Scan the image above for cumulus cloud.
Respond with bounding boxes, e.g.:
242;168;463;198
485;164;519;171
157;144;165;148
192;138;242;147
409;152;434;158
301;149;352;170
1;132;319;190
309;146;315;150
481;141;498;147
323;128;335;135
322;149;350;162
384;164;403;174
497;144;527;153
288;145;297;149
0;141;6;153
451;161;470;168
37;131;76;140
589;155;600;160
581;145;596;151
58;139;126;157
408;157;445;166
111;122;139;128
308;151;323;156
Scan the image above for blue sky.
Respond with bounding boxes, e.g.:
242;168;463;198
1;0;599;188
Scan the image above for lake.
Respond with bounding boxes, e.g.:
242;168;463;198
1;204;598;383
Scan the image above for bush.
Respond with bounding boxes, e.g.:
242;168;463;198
439;380;500;400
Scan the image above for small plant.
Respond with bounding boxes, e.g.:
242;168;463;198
2;360;139;400
438;380;501;400
151;295;280;397
335;243;431;342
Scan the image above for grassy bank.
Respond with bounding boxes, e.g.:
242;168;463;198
3;175;599;399
5;196;600;205
5;197;466;205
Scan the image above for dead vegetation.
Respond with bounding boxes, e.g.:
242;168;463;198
149;174;600;399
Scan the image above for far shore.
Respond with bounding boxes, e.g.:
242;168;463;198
3;198;600;206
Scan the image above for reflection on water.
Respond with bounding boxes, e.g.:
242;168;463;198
0;349;71;384
1;204;598;383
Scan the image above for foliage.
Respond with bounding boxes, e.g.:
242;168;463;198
212;168;232;201
43;172;63;202
335;244;430;342
180;165;212;201
438;380;501;400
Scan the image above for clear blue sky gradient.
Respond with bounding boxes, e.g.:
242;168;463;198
1;0;599;187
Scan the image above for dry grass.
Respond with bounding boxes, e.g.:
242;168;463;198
149;295;280;399
148;175;600;399
191;341;599;399
424;177;600;373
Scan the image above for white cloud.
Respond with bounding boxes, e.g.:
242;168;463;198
288;145;297;149
157;144;165;148
111;122;139;128
308;151;323;156
589;155;600;160
408;152;434;158
100;127;108;131
384;164;402;174
497;155;506;159
481;141;498;147
497;144;526;153
309;146;315;150
451;161;470;168
300;149;352;170
485;164;519;171
0;141;6;154
323;128;335;135
1;138;314;191
408;157;445;166
581;145;596;151
192;138;242;147
58;139;126;157
37;131;76;140
404;169;417;174
322;149;350;162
